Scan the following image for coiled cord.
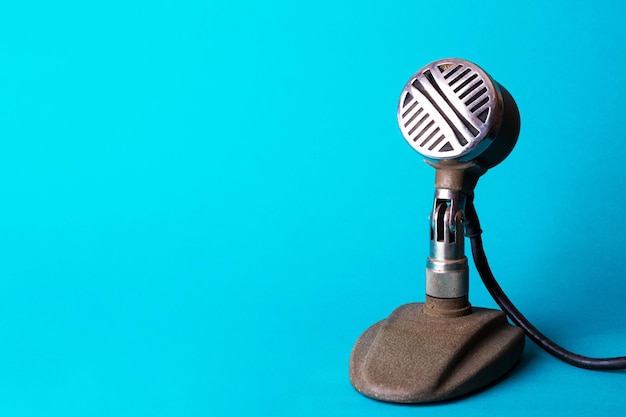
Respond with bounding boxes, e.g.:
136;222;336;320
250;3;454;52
464;196;626;371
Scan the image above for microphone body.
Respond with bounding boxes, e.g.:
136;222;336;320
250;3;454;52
397;58;520;315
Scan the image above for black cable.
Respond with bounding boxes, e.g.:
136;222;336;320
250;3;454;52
465;196;626;371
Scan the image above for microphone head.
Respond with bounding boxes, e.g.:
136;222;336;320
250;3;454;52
397;58;520;169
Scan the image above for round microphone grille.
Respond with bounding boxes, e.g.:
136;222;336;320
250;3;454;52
397;58;503;161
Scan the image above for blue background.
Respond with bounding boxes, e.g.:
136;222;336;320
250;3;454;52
1;0;625;415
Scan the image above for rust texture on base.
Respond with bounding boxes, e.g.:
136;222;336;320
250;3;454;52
349;303;525;403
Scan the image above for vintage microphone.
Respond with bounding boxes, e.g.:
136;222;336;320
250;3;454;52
349;58;524;403
349;58;626;404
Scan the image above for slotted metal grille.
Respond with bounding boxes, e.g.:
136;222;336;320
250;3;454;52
397;59;500;160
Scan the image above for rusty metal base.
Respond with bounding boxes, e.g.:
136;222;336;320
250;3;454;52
349;302;525;403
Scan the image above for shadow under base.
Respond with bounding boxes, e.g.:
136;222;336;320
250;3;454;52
349;302;525;403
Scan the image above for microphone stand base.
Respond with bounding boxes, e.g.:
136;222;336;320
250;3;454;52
349;302;524;403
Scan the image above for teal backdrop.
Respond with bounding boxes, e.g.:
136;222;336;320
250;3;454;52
0;0;625;415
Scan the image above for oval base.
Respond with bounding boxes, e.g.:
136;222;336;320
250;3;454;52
349;303;525;403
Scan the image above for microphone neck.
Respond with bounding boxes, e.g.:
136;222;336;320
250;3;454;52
423;159;486;317
426;159;487;196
